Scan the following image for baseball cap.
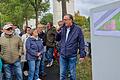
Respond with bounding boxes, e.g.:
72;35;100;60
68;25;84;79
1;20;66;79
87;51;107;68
3;25;12;30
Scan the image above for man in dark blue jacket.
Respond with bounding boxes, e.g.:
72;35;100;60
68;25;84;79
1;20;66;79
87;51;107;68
56;14;86;80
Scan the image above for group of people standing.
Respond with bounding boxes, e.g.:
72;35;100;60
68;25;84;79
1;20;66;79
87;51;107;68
0;14;86;80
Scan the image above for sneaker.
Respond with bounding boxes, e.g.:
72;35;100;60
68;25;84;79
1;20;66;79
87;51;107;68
68;74;70;78
36;78;42;80
23;71;28;76
46;63;51;67
49;59;53;66
46;63;52;67
46;59;53;67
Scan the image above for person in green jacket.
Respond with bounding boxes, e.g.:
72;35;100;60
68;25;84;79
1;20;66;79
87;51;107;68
45;22;56;67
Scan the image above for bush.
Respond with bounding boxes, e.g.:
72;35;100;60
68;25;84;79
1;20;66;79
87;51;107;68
76;57;92;80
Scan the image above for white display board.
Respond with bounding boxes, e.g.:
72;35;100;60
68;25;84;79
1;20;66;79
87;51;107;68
93;3;120;37
90;1;120;80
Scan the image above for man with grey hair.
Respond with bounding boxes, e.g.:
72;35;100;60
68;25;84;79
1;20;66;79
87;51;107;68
1;22;21;37
0;24;23;80
56;14;86;80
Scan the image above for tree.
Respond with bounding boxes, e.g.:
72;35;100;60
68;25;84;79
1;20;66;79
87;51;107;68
20;0;35;27
74;11;88;29
57;0;69;19
74;11;90;39
28;0;50;27
0;0;50;28
40;13;53;25
0;0;34;28
0;0;23;27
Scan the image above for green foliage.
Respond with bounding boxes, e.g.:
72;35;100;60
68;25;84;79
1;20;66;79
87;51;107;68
21;0;34;18
40;13;53;25
0;0;34;28
28;0;50;27
0;0;50;28
28;0;50;12
76;57;92;80
74;11;90;39
74;14;87;28
38;2;50;13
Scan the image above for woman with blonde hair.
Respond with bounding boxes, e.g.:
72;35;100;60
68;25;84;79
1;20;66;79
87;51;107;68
26;28;44;80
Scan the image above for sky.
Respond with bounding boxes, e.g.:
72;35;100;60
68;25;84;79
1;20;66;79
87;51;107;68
49;0;119;17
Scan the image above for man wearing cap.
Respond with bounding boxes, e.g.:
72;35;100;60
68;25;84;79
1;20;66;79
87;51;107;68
0;25;23;80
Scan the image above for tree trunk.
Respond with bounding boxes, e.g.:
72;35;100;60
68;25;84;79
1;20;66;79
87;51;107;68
35;10;38;28
25;16;28;27
61;0;67;19
35;0;38;28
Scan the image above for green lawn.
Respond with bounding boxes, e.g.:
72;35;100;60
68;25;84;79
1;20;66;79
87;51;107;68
76;56;92;80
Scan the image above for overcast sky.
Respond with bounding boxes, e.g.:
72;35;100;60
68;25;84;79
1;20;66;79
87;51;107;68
49;0;119;16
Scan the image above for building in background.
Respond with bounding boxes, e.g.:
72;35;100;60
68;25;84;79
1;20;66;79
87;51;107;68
53;0;74;27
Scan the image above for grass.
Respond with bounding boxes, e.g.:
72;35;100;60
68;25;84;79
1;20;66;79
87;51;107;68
76;56;92;80
76;30;92;80
84;31;90;40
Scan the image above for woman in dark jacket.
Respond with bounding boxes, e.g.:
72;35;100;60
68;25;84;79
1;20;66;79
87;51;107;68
26;29;44;80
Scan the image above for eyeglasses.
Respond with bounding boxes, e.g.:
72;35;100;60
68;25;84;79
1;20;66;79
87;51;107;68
63;19;71;21
6;28;12;31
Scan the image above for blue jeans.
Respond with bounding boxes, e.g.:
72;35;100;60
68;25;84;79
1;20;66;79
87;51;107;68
60;56;77;80
45;47;54;63
0;72;2;80
39;52;45;75
3;60;23;80
28;60;40;80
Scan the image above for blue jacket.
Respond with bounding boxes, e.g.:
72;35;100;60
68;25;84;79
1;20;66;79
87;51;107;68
26;37;44;60
56;23;86;58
